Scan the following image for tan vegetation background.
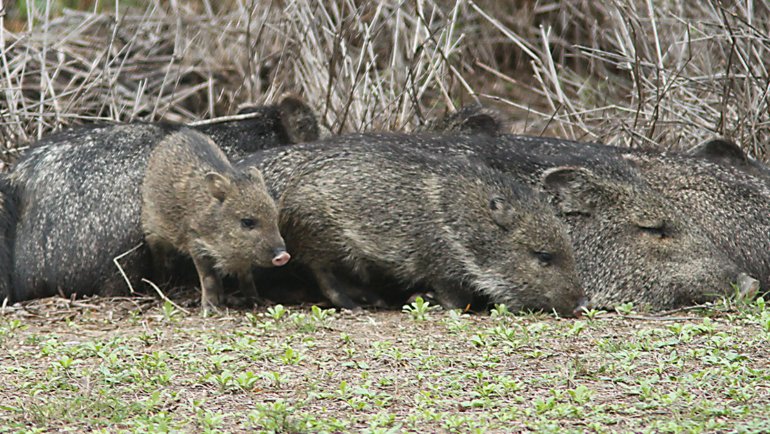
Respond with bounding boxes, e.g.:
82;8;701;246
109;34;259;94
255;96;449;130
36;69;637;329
1;0;768;162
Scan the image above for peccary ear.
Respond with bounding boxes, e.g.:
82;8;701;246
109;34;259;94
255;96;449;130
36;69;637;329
205;172;232;202
245;166;267;187
278;94;320;143
686;138;747;164
541;166;604;216
236;106;260;115
489;195;518;229
429;105;504;136
453;105;503;136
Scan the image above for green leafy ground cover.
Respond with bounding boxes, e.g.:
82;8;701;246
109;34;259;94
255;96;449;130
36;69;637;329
1;296;769;433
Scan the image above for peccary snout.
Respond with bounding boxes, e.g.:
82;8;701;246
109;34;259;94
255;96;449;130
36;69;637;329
272;247;291;267
572;296;589;318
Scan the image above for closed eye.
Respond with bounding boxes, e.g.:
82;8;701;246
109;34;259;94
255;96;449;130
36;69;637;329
533;251;553;266
638;225;666;238
241;218;258;229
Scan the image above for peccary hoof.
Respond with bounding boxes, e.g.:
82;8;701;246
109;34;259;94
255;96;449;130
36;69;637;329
406;291;436;305
201;300;224;317
736;273;760;301
226;294;266;308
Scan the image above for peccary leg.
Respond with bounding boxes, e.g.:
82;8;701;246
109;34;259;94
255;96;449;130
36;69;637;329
338;283;389;308
433;281;474;310
237;269;265;306
145;234;177;285
192;255;224;316
309;264;361;310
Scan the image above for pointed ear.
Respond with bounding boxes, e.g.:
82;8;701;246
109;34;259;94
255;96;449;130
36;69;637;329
540;166;607;216
488;195;518;229
246;166;267;187
453;105;504;136
687;138;747;164
429;104;504;136
205;172;232;202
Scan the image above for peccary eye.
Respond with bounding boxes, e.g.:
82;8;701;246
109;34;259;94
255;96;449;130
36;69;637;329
534;251;553;266
638;224;666;238
241;218;257;229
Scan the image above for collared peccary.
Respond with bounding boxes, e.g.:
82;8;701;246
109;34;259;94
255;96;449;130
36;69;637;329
619;150;770;293
246;130;743;310
142;129;290;314
240;142;587;317
5;96;317;303
485;131;770;297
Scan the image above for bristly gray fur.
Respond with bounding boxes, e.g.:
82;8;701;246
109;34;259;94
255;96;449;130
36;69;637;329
241;129;745;311
0;175;19;303
5;96;318;302
239;139;586;316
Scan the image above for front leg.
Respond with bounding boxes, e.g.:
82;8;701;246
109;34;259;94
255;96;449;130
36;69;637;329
192;254;224;317
309;264;361;311
433;281;474;310
145;234;176;285
237;269;265;306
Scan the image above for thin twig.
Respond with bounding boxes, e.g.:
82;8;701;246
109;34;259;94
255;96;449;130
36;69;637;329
113;243;144;294
141;278;191;315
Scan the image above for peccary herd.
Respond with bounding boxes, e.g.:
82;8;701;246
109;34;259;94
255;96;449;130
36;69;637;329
0;96;767;317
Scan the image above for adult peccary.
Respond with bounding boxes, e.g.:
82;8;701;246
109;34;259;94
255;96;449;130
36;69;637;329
142;129;290;314
5;96;318;303
241;143;587;317
619;151;770;293
484;131;770;297
245;129;744;311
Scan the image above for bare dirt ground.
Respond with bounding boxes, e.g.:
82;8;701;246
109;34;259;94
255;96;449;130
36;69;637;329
1;294;769;433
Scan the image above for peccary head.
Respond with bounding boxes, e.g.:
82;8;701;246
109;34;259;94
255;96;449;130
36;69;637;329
195;94;320;159
275;95;321;143
193;167;289;272
451;174;586;317
541;166;740;310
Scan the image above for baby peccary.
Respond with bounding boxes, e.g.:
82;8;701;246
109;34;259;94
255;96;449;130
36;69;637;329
141;129;290;314
265;145;586;317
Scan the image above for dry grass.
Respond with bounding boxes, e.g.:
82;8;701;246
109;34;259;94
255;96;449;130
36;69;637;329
1;0;767;162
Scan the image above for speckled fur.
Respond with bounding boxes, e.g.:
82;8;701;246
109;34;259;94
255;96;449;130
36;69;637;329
485;134;768;305
240;142;585;316
622;151;770;292
5;97;317;302
242;131;744;310
0;175;18;303
8;124;167;301
196;95;319;159
686;138;770;187
141;129;285;312
141;129;284;273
